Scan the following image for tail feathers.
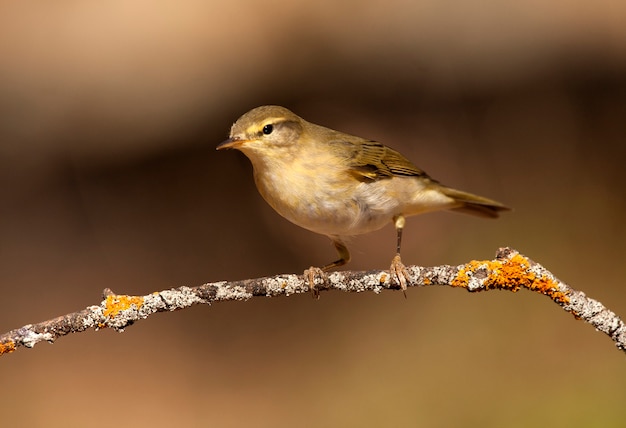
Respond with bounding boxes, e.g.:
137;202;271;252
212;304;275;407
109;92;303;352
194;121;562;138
441;187;511;219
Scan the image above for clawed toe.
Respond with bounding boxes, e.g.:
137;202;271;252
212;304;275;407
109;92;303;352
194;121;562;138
304;266;327;299
390;254;410;297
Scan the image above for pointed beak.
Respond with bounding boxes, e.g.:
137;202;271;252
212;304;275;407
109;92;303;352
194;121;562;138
217;137;248;150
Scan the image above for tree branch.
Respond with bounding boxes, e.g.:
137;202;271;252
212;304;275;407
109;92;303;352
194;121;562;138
1;247;624;356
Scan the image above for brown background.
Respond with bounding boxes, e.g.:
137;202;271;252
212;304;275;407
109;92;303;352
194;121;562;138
1;1;625;426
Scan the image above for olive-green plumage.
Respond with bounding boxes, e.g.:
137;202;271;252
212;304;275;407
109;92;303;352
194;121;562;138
218;105;509;293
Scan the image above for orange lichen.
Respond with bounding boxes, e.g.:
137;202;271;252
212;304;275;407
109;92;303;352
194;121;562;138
422;277;431;285
452;253;569;305
0;341;16;355
103;295;144;318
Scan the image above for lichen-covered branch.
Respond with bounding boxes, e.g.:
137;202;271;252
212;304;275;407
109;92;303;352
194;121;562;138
1;247;624;356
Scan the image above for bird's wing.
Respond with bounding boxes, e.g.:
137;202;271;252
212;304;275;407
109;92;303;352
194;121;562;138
329;137;431;182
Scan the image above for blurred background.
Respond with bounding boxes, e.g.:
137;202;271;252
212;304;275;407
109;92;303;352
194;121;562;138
1;1;625;426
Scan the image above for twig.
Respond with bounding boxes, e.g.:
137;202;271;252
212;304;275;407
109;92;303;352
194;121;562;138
1;247;624;356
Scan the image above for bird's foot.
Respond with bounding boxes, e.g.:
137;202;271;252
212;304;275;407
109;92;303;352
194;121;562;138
390;253;410;297
304;266;327;299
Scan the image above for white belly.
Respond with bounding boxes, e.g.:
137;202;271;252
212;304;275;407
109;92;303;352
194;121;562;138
254;165;455;238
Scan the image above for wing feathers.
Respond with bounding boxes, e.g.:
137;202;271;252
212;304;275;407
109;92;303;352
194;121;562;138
330;139;429;181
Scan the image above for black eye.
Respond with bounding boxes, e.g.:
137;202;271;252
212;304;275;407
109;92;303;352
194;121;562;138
262;124;273;135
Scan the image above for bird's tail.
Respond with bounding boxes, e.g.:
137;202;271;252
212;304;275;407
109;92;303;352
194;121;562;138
441;187;510;218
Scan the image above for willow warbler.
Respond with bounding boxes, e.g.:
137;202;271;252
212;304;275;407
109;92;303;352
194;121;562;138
217;105;509;294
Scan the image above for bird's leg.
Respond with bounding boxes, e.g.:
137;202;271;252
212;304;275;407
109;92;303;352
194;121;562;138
305;238;350;298
390;215;410;297
325;239;351;270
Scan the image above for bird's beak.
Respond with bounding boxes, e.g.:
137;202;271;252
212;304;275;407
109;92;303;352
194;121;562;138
217;137;248;150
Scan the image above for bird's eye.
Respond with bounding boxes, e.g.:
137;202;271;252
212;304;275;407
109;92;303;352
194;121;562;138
262;124;273;135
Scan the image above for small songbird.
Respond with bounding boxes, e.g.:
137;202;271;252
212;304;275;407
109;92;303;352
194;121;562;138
217;105;509;295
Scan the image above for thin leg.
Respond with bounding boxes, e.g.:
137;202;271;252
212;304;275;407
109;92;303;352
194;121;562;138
305;238;351;298
324;239;351;270
395;216;405;254
390;215;410;297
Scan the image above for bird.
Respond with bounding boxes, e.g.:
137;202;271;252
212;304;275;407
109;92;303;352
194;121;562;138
217;105;509;295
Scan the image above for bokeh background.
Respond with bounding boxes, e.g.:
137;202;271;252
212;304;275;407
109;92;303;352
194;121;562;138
1;1;625;426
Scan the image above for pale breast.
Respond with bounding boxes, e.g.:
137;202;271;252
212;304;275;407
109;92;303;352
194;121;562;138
248;146;455;237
